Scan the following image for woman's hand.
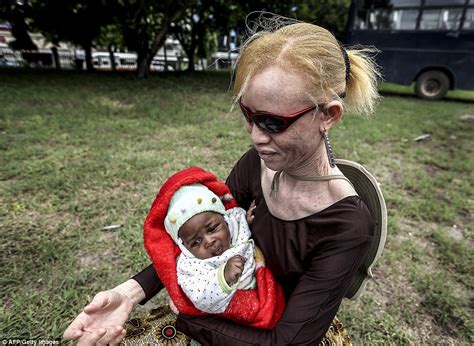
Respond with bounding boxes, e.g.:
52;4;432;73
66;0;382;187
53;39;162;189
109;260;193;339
169;298;179;315
246;200;257;225
254;245;266;269
63;279;145;345
62;290;132;345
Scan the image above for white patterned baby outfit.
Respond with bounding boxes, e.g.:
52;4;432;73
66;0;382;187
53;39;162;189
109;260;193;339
176;207;256;313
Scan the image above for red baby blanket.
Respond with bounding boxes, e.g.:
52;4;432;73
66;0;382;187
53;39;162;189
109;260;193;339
144;167;284;329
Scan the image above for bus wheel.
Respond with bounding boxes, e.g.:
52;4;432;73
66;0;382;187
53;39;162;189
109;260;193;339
415;71;450;100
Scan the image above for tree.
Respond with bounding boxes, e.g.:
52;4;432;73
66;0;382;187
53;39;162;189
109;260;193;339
95;23;126;71
0;0;37;50
29;0;112;71
170;0;221;72
293;0;352;40
212;0;351;45
3;0;189;77
115;0;189;78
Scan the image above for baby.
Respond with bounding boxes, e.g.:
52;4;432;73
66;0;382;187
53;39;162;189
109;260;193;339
164;183;258;313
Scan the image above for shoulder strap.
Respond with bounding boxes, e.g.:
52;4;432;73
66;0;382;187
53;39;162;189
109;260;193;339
271;170;353;194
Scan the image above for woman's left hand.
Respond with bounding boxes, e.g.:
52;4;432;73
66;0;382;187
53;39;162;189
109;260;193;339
254;245;266;268
63;290;132;345
169;298;179;314
246;200;257;225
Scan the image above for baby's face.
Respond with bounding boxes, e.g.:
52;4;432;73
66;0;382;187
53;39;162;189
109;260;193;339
178;212;230;259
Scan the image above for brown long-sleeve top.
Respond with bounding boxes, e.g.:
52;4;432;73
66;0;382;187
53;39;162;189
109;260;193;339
133;148;373;345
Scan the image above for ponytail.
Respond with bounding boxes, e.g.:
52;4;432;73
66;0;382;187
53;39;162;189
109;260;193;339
344;49;381;115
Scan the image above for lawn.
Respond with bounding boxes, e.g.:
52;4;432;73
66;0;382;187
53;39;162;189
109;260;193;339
1;70;473;344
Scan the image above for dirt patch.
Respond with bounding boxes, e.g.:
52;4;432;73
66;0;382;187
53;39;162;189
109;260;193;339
445;224;464;241
78;250;112;268
389;170;402;185
396;218;437;249
425;161;449;172
202;146;215;160
460;114;474;123
94;96;134;111
5;208;71;230
456;208;471;225
367;264;459;344
383;216;472;342
368;153;404;188
425;164;442;175
77;233;116;271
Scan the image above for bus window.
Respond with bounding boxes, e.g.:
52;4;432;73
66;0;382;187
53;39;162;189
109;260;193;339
120;58;135;65
443;9;463;30
420;10;441;30
392;9;418;30
369;9;391;30
463;9;474;30
420;8;463;30
355;9;368;29
391;0;420;6
424;0;465;5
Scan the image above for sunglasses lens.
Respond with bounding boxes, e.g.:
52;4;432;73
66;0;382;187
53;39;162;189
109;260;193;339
255;114;286;133
239;104;252;123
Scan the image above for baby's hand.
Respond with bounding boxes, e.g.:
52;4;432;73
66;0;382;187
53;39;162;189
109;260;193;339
246;200;257;225
224;255;246;285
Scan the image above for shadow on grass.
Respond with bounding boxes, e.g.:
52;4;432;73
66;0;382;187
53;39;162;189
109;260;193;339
1;67;228;86
0;68;235;127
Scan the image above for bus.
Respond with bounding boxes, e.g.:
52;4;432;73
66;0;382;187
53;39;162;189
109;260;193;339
345;0;474;99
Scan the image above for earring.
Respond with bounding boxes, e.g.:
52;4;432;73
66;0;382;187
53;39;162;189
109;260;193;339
322;129;336;168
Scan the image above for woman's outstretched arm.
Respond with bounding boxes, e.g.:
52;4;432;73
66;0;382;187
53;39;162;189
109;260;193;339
62;274;153;345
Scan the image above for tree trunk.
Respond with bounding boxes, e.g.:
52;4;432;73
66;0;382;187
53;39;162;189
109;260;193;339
135;7;185;79
137;29;168;78
108;43;116;71
137;50;151;79
84;44;94;71
186;48;195;72
9;4;37;51
163;43;168;71
51;46;61;70
185;32;197;72
178;18;198;72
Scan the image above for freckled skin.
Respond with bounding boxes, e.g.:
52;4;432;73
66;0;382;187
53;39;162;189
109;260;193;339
178;212;231;260
241;66;328;175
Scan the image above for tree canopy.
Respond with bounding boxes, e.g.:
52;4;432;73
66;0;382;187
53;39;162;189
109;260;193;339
0;0;352;77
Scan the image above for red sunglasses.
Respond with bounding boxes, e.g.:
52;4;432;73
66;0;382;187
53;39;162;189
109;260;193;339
239;99;320;133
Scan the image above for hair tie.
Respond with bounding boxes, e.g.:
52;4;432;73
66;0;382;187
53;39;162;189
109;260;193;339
341;47;351;82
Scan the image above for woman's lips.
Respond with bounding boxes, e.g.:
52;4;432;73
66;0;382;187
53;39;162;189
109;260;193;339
257;150;277;160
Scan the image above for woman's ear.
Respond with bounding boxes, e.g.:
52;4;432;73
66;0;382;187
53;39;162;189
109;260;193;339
319;101;343;132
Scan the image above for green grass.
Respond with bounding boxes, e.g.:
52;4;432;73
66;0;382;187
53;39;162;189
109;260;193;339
1;70;473;343
380;81;474;102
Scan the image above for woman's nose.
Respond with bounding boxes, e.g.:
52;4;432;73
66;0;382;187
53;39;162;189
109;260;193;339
250;123;271;145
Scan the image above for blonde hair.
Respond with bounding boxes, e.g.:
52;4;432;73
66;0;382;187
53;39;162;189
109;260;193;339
233;21;380;115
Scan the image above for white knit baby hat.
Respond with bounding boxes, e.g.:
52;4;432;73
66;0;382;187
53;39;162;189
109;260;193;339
164;183;226;243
